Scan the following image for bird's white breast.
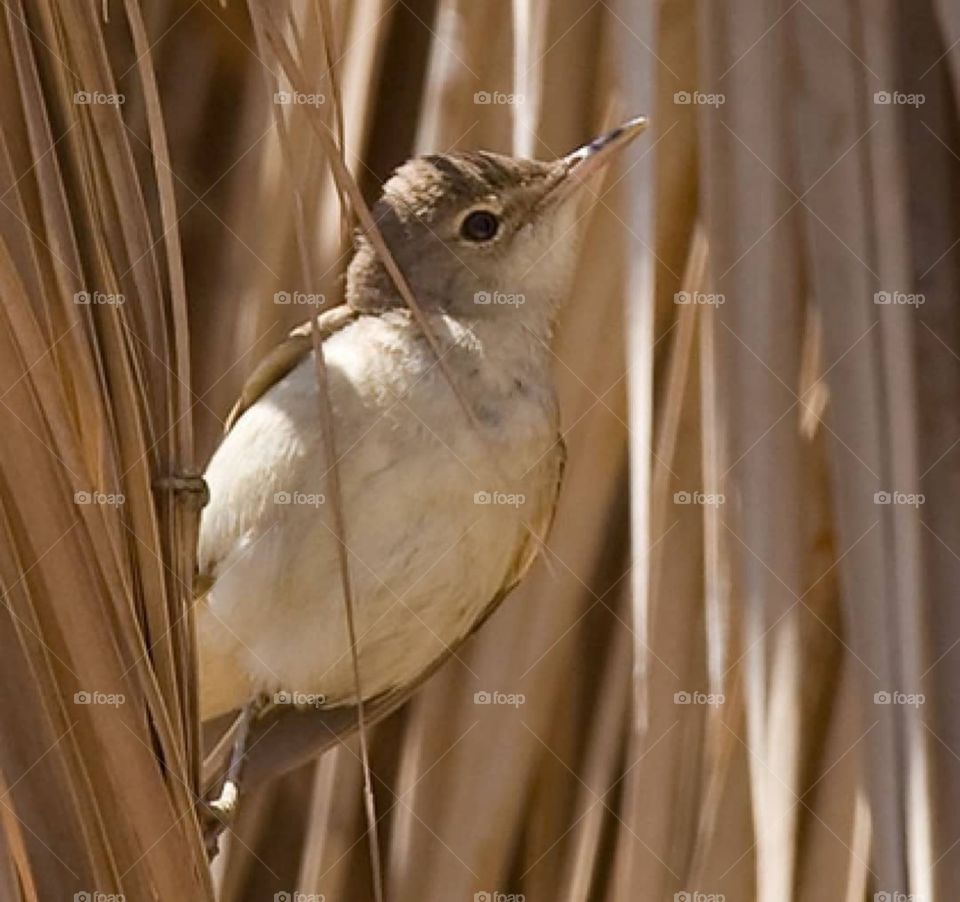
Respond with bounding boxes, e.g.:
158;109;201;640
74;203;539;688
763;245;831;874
197;311;560;719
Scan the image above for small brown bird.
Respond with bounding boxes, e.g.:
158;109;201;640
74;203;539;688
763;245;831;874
197;118;647;802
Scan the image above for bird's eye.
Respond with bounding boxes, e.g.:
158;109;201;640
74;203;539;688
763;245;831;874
460;209;501;242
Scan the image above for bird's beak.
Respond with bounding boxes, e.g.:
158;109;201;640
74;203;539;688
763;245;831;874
544;115;649;207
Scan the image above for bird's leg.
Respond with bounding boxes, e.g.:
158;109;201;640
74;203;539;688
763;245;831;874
202;694;270;858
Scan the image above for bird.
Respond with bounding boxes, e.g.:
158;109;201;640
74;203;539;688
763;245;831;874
195;116;648;758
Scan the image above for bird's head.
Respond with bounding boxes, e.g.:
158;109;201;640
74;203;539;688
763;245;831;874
346;116;648;338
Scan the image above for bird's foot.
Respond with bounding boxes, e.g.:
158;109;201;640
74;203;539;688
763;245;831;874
200;787;237;860
199;695;270;859
154;472;210;510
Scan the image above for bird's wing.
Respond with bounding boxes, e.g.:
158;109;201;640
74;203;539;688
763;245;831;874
207;435;568;792
193;304;360;600
223;304;360;433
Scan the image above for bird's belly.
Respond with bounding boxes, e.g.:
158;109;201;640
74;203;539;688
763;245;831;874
197;336;559;718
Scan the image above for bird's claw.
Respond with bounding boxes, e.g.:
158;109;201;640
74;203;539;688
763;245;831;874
200;778;242;858
154;472;210;510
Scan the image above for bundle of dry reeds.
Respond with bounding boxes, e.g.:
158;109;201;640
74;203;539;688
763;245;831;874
2;1;960;900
